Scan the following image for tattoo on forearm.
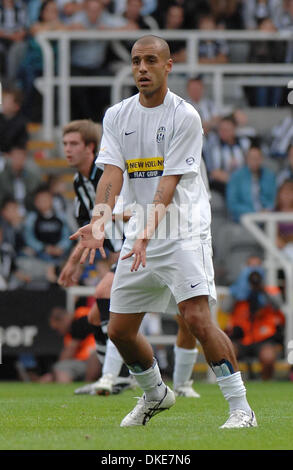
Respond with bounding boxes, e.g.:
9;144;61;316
153;187;164;204
104;183;112;203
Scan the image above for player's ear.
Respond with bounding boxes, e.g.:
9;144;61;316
166;58;173;73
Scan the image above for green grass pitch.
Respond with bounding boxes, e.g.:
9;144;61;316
0;381;292;450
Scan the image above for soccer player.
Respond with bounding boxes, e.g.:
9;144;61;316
58;119;200;397
58;120;133;394
71;36;257;428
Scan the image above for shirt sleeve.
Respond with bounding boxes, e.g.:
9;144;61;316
163;104;203;177
95;107;126;172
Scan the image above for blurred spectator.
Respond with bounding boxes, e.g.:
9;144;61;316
227;268;285;380
0;146;42;214
275;180;293;261
226;145;277;223
47;173;77;231
186;75;221;134
270;112;293;159
68;0;127;120
0;197;25;253
24;184;72;269
277;144;293;187
17;0;69;120
39;306;98;383
207;0;243;29
204;116;251;196
155;0;209;29
197;14;229;64
56;0;85;23
159;3;187;63
0;198;31;289
0;0;27;80
274;0;293;64
0;87;28;155
229;254;266;301
232;108;257;139
0;224;16;290
246;17;286;107
108;0;157;16
111;0;158;62
242;0;283;30
122;0;158;29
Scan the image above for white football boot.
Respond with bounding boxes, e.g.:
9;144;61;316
120;386;175;427
174;380;200;398
220;409;257;429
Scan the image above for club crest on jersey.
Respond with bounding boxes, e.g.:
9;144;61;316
156;126;166;143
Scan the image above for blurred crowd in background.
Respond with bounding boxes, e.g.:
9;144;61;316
1;0;293;381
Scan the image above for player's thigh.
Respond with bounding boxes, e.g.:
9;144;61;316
95;271;115;298
108;311;145;341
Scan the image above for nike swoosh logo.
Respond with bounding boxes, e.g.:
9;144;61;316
125;131;136;135
191;283;201;288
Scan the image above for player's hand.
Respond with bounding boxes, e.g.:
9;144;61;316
70;223;106;264
58;261;83;287
121;238;148;272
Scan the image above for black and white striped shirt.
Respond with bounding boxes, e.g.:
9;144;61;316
73;160;122;253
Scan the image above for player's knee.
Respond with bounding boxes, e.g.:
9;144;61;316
179;305;211;343
107;323;131;345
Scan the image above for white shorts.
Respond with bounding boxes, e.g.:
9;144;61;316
110;240;217;314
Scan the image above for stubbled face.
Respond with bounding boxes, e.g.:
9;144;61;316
131;42;172;98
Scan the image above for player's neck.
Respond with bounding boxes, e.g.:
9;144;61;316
78;156;94;178
139;87;168;108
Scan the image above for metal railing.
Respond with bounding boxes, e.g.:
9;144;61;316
35;29;293;140
242;212;293;355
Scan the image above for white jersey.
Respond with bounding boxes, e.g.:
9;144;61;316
96;89;211;251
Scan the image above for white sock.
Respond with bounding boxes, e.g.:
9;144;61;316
217;371;251;415
129;360;166;401
173;345;198;389
102;339;124;378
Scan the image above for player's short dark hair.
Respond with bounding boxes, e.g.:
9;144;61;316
132;35;171;60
